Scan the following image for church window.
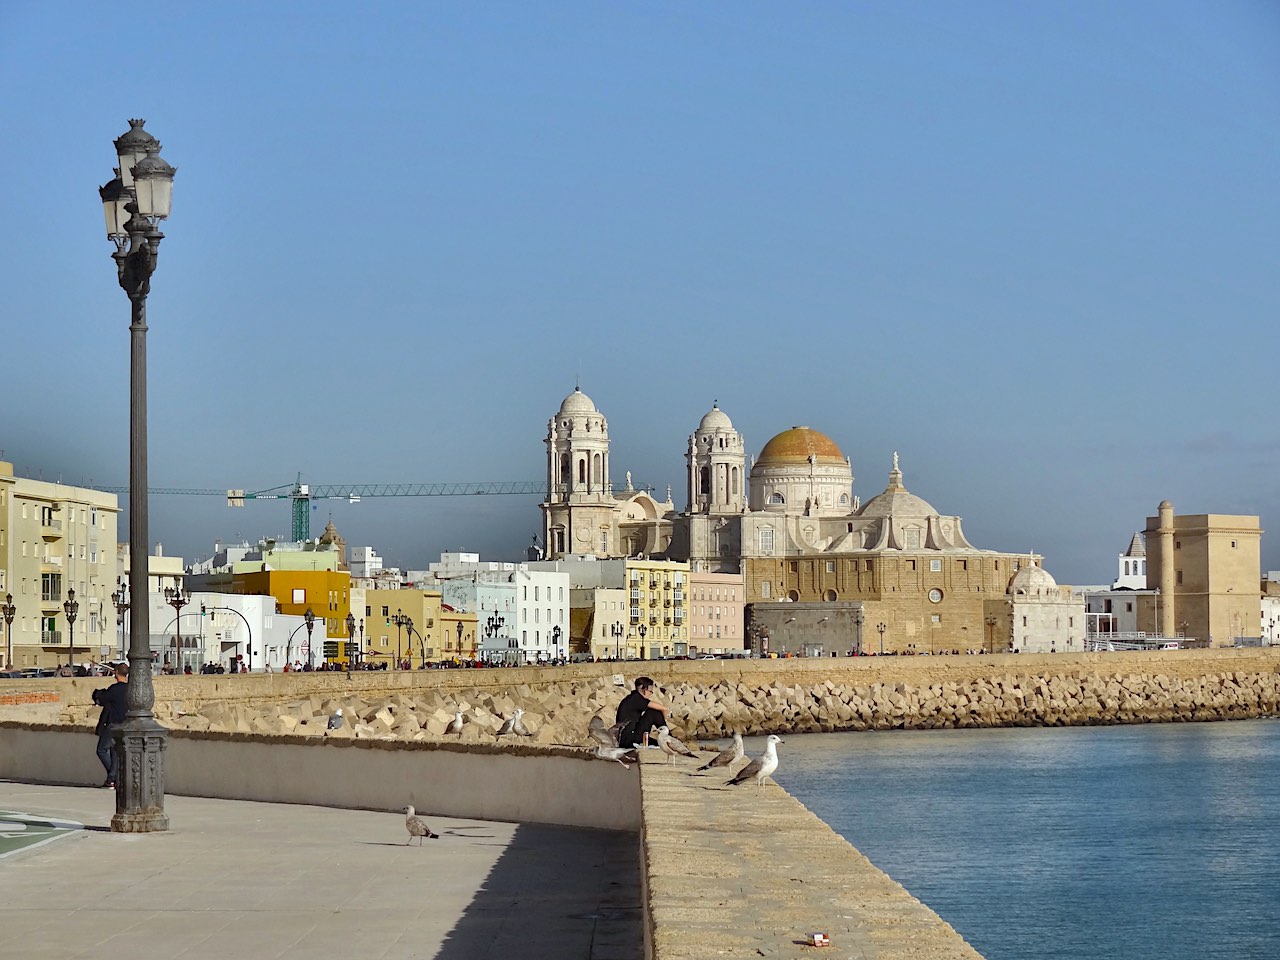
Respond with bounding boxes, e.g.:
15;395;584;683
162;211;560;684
699;467;710;496
578;460;586;483
731;469;739;495
931;615;941;624
600;531;608;552
826;561;835;573
1125;602;1132;613
959;560;968;571
768;492;784;505
759;528;774;555
761;581;771;598
1176;570;1183;585
905;528;921;550
908;559;916;571
789;562;798;573
825;590;837;601
930;559;942;572
840;494;848;504
865;559;874;572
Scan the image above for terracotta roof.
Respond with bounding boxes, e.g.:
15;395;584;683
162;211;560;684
755;426;844;466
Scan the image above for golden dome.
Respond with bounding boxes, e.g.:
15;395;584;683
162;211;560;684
756;426;845;466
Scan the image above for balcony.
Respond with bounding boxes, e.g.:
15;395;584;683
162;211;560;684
664;616;672;625
648;614;658;624
673;592;684;602
41;630;63;645
41;555;63;569
649;598;657;607
41;518;63;540
648;580;659;589
664;599;671;607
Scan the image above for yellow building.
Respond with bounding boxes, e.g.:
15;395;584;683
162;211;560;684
232;569;350;665
625;558;689;659
439;607;479;662
361;588;446;667
1144;501;1262;646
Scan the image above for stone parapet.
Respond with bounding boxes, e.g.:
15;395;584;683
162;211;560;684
639;759;982;959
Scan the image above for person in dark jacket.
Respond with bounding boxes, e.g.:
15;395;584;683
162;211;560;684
614;676;670;748
91;663;129;788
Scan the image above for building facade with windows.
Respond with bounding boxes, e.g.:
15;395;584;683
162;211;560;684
686;571;746;654
0;462;120;669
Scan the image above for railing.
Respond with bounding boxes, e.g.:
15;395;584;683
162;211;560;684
41;518;63;533
41;630;63;645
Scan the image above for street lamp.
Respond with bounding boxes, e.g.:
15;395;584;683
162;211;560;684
854;610;863;656
611;622;623;661
1;594;15;670
111;578;131;663
551;624;562;663
164;581;189;673
63;588;79;669
304;608;316;667
985;615;997;654
876;622;887;655
456;620;464;659
101;117;175;832
392;610;408;669
346;612;356;670
638;623;647;659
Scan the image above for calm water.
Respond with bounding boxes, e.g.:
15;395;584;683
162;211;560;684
763;720;1280;960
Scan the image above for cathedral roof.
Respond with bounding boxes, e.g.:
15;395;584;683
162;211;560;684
697;403;734;433
1124;532;1146;557
856;455;939;519
1008;563;1059;597
755;426;845;467
557;387;599;417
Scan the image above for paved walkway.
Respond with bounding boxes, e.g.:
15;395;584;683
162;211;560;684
0;781;641;960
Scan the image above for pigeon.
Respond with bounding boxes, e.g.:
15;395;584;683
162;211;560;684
498;708;532;737
695;731;745;773
325;709;344;734
588;715;624;748
594;745;640;767
446;710;464;735
726;734;784;788
655;725;699;764
403;805;438;844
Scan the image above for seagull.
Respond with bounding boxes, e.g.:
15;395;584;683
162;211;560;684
695;731;744;773
655;725;699;764
588;715;624;748
594;745;640;767
498;708;532;737
403;805;438;844
511;709;532;737
726;734;784;788
446;710;464;735
325;708;344;734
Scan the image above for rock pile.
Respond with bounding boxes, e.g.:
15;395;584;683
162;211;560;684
57;667;1280;743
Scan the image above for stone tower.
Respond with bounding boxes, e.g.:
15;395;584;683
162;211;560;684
541;387;615;558
686;402;746;515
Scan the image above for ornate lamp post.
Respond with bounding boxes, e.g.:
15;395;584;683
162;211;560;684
854;610;864;656
638;623;647;659
63;589;79;668
346;612;356;670
484;611;506;664
876;622;887;655
101;118;175;832
456;620;464;659
611;622;623;661
551;624;562;663
392;610;408;669
111;578;131;663
164;581;189;672
303;608;316;668
1;594;15;670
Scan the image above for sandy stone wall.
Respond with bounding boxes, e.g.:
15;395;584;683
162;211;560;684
4;649;1278;743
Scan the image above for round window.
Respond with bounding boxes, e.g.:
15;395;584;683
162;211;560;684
928;588;943;603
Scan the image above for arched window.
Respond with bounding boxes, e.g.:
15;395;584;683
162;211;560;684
825;590;837;601
699;466;710;496
731;468;739;496
560;454;570;486
768;492;785;505
578;459;586;484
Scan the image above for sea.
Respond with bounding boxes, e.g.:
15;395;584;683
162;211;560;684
763;718;1280;960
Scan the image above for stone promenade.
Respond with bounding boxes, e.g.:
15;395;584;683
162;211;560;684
0;781;640;960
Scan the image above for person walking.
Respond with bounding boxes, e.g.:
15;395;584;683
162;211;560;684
91;663;129;788
615;676;670;748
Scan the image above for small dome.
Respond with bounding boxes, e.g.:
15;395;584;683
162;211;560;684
1008;563;1059;597
756;427;845;467
557;387;598;417
697;403;734;433
857;455;938;518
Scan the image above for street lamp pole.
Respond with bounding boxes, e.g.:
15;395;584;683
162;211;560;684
304;608;316;668
164;581;189;673
985;615;997;654
101;117;175;832
392;610;406;669
346;612;356;671
638;623;647;660
854;610;864;656
551;624;562;663
876;622;887;655
1;594;15;670
111;578;131;664
456;620;464;660
63;589;79;668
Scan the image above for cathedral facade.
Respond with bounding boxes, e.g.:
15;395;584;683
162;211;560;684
539;389;1079;654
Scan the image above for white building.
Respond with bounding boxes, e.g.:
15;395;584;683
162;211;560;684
1008;563;1086;654
1113;532;1147;589
424;553;569;664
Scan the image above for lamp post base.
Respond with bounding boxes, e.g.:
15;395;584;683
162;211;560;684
111;717;170;833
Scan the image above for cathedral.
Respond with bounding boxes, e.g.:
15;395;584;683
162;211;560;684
540;388;1082;654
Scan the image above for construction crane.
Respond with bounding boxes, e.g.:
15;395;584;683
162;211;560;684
100;477;546;541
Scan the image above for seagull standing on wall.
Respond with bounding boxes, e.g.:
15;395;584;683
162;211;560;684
726;735;784;789
656;725;699;764
695;731;744;773
498;708;531;737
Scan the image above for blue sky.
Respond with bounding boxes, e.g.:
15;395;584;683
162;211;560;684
2;2;1277;583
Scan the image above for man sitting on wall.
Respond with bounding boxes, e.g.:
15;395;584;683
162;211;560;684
615;676;671;748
